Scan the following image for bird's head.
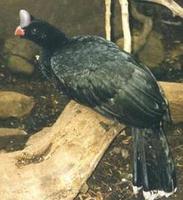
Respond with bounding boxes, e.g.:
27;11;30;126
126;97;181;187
15;10;67;49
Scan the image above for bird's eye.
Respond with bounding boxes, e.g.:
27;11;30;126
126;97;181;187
31;28;37;34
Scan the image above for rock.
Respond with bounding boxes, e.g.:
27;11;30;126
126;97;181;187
4;38;37;57
138;31;165;68
121;149;129;159
116;32;142;53
0;91;35;118
80;182;89;194
4;37;39;75
7;55;34;74
0;128;27;137
116;31;165;68
112;147;121;154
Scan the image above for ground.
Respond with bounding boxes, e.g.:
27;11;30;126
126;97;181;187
0;52;182;200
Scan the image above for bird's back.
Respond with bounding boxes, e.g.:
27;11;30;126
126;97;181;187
50;35;167;127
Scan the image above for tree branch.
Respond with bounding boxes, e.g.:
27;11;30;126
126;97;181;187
119;0;132;53
105;0;112;41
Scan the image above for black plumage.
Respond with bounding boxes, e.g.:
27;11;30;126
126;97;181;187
15;10;176;200
41;35;166;128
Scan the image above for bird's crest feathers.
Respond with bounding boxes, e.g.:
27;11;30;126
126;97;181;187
19;9;31;28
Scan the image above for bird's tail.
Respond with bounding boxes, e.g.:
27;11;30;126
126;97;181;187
132;125;176;200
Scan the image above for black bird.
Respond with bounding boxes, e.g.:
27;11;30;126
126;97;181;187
15;10;176;200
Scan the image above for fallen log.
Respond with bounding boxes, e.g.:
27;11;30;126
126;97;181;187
160;81;183;123
0;81;182;200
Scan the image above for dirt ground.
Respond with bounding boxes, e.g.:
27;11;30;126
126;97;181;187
0;52;183;200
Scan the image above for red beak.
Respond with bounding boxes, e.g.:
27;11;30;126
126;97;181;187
15;26;25;36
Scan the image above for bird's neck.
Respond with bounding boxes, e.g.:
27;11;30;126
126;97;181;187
42;30;69;51
31;22;69;51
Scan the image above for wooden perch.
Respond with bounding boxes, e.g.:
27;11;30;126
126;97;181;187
0;81;182;200
159;81;183;123
0;102;123;200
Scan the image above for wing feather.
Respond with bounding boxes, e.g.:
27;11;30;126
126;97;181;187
50;36;166;127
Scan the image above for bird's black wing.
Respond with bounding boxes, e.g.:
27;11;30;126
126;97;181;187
50;36;166;127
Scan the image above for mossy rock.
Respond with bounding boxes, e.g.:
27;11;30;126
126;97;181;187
0;91;35;119
116;31;164;68
138;31;164;68
4;37;39;75
7;55;34;75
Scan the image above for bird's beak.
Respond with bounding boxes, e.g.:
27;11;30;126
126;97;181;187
15;26;25;36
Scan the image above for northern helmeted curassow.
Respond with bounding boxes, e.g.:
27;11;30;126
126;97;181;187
15;9;176;200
